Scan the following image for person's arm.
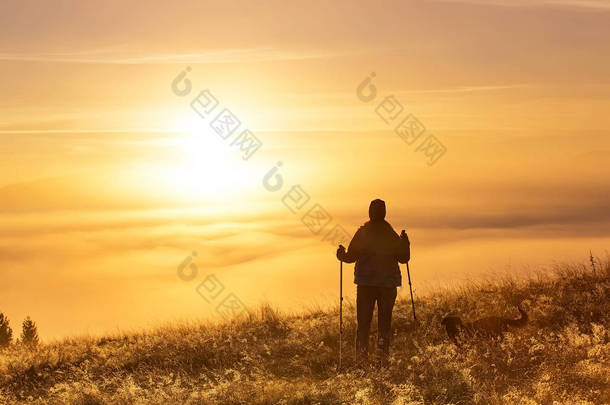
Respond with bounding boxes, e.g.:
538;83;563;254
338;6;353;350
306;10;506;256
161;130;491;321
397;229;410;264
336;228;363;263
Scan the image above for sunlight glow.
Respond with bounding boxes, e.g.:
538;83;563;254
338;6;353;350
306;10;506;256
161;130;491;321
146;115;260;203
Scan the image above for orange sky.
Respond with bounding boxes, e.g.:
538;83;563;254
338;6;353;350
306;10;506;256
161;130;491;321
1;0;610;339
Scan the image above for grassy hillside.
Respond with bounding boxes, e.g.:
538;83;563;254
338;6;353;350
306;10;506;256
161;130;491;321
1;258;609;405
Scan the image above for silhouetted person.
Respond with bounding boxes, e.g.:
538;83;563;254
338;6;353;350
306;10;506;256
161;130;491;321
336;199;410;367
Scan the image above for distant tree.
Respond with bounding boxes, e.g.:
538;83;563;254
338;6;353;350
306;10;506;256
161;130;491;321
0;313;13;348
21;317;39;347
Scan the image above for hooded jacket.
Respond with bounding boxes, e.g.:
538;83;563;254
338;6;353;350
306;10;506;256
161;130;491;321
340;200;410;287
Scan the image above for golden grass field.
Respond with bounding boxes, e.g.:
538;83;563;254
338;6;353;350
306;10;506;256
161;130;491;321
1;258;609;405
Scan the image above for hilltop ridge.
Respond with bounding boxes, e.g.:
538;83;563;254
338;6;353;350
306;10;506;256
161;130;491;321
1;259;609;404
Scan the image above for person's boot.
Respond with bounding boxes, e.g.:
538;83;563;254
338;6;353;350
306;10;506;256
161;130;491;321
355;347;369;369
377;337;390;368
379;352;390;368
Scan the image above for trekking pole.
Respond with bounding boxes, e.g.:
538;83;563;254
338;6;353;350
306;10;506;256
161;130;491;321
406;261;416;321
401;230;416;321
339;257;343;370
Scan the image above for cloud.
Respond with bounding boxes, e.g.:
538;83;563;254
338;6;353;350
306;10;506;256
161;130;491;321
0;47;362;65
435;0;610;10
395;84;527;95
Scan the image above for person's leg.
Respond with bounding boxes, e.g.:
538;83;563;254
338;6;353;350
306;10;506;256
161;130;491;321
356;285;376;363
377;286;398;365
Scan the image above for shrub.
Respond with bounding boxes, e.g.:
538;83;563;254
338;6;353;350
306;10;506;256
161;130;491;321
0;312;13;348
21;316;39;347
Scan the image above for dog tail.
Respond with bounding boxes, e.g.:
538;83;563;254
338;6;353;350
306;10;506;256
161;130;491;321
507;304;528;328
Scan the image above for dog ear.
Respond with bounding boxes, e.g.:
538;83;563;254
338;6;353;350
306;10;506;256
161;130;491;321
512;299;530;311
441;312;453;325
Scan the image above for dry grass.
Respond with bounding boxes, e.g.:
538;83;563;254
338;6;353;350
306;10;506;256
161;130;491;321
1;259;609;404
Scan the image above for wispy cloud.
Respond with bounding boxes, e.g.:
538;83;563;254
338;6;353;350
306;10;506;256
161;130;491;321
395;84;527;95
278;84;527;101
436;0;610;10
0;47;362;65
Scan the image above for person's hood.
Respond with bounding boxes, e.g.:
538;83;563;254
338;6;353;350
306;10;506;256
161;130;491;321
368;199;386;222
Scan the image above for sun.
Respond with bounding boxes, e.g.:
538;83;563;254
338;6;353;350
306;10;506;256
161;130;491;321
149;115;262;203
